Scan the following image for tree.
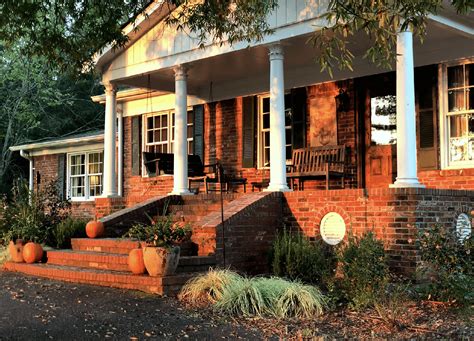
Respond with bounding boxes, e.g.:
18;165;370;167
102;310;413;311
0;1;471;76
0;43;103;195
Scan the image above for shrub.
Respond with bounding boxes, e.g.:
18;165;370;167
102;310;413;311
53;217;87;248
0;245;10;265
179;269;242;305
417;224;473;305
123;213;191;249
339;231;388;310
271;229;337;288
272;280;326;318
0;180;70;245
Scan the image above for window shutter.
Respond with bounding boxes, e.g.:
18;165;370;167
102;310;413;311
291;87;307;149
131;116;141;176
193;104;204;159
57;153;66;199
242;96;256;168
419;110;435;148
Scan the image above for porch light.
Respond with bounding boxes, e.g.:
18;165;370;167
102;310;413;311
335;88;350;113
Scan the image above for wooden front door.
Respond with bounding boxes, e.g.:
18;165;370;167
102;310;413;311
359;74;397;188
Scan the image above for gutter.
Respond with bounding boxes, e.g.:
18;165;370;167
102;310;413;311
19;150;34;192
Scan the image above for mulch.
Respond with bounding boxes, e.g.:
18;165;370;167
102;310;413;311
0;271;472;340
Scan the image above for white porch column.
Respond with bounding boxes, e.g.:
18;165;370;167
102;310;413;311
390;28;424;188
170;65;192;195
103;82;118;197
266;43;290;192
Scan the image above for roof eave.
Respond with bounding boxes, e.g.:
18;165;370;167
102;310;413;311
10;134;104;153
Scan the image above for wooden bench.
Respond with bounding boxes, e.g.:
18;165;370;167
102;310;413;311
287;145;349;190
143;152;224;193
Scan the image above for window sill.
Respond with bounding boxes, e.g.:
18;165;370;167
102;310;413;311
441;164;474;171
70;198;96;203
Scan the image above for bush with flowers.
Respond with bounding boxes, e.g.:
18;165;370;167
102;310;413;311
417;224;473;305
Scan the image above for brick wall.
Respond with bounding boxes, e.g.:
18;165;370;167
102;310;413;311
283;188;474;276
418;168;474;190
196;192;282;275
33;154;59;190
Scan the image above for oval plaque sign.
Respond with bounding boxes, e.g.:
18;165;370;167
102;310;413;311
320;212;346;245
456;213;472;242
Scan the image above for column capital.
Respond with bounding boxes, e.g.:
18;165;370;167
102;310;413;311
268;43;284;61
174;65;188;81
103;82;117;94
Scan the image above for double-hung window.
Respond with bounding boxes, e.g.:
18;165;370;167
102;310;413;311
441;61;474;167
258;94;293;168
68;151;103;200
144;110;194;154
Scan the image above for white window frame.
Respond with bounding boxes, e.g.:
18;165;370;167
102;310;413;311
142;109;194;176
66;150;104;201
439;57;474;169
257;94;292;169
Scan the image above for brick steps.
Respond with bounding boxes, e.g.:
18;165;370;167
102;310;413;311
71;238;140;254
46;249;216;273
47;250;129;272
3;262;194;295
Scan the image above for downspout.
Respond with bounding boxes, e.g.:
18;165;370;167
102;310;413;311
19;150;34;192
117;105;124;197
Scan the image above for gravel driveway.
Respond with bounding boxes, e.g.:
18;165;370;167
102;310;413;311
0;271;264;340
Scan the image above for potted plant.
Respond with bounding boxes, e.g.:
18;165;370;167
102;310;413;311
124;214;191;277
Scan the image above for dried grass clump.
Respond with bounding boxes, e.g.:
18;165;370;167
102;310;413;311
179;268;242;306
0;245;10;266
274;281;326;318
181;270;327;319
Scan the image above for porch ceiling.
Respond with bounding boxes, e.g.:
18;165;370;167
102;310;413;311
114;20;473;103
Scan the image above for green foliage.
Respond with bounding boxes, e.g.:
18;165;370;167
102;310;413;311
123;213;191;249
417;225;473;305
52;217;87;249
180;270;326;319
271;230;337;288
0;43;103;195
0;180;71;245
339;231;388;310
313;0;472;77
0;245;10;265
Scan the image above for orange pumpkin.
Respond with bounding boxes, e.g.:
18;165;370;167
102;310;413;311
86;220;104;238
128;248;146;275
23;242;43;264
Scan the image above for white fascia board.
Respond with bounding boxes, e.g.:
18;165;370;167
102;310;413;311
10;135;104;153
91;88;170;104
94;0;171;70
428;14;474;37
106;17;329;83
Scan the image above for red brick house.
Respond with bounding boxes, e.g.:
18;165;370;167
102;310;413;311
10;1;474;276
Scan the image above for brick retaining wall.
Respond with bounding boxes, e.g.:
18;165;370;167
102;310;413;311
283;188;474;275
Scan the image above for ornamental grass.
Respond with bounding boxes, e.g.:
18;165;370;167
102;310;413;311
179;269;242;305
180;270;326;319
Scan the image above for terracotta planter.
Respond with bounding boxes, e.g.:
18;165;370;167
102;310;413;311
22;242;44;264
8;240;25;263
128;248;146;275
86;220;104;238
143;246;180;277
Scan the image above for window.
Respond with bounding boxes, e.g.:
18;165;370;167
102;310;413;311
441;61;474;167
370;95;397;145
258;94;293;167
68;151;103;200
144;110;194;155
